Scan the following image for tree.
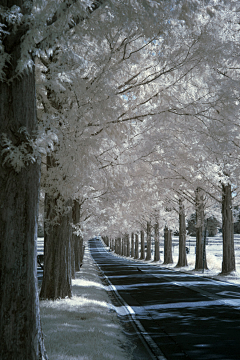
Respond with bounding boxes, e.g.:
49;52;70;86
140;230;145;260
134;233;139;259
221;184;235;274
163;227;173;265
39;193;73;299
154;221;160;262
0;0;107;356
0;2;47;358
145;221;151;260
195;188;208;270
176;199;188;267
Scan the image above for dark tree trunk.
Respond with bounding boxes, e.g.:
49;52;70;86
118;237;121;255
154;222;160;261
71;231;76;279
115;238;120;255
106;236;109;246
164;227;173;264
0;2;47;357
134;234;139;259
116;238;119;254
40;193;72;300
72;200;82;273
131;232;135;257
126;234;130;257
176;199;187;267
145;221;151;260
122;235;126;256
74;236;83;272
140;230;145;259
221;184;235;274
195;188;208;270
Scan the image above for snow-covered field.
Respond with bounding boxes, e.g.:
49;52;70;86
38;240;132;360
169;234;240;285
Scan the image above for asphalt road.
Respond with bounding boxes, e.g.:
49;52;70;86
89;238;240;360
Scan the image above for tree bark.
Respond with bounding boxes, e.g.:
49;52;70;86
154;222;160;261
0;2;47;357
131;232;135;257
176;199;187;267
106;236;109;246
164;227;173;264
118;237;121;255
71;228;76;280
221;184;235;274
145;221;151;260
72;200;83;273
40;192;72;300
121;236;124;255
134;234;139;259
126;234;130;257
195;188;208;270
140;230;145;259
115;238;121;255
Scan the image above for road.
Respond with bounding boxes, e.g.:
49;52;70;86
89;238;240;360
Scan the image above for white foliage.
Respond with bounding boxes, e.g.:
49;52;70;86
23;1;240;233
1;130;38;173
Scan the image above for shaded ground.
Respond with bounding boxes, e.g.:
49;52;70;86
89;238;240;360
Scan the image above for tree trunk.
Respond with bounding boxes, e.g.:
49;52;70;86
176;199;187;267
222;184;235;274
72;200;82;272
0;3;47;356
134;234;139;259
140;230;145;259
118;237;121;255
74;236;83;272
126;234;130;257
122;235;126;256
131;232;135;257
195;188;208;270
40;193;72;300
154;222;160;261
164;227;173;264
106;236;109;246
145;221;151;260
115;238;120;255
71;229;76;280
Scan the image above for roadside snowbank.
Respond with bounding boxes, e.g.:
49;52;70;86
40;245;132;360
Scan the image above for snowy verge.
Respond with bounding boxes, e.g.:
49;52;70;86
103;241;240;286
40;244;133;360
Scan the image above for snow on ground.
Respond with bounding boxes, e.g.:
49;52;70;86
109;234;240;285
39;244;133;360
168;235;240;285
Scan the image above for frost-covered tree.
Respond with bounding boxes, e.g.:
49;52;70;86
37;0;194;296
0;0;102;357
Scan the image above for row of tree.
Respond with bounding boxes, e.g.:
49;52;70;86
1;1;240;359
